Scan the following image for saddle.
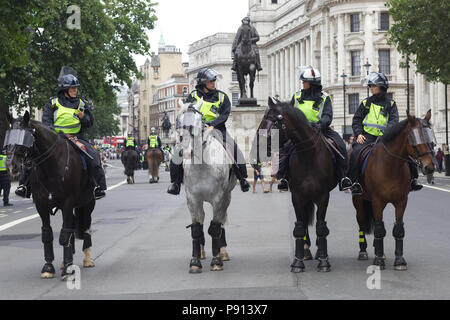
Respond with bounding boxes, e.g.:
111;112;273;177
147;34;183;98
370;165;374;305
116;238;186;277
321;134;345;162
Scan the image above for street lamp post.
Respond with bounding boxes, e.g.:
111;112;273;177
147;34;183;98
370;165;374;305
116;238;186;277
406;55;410;114
445;83;450;176
363;59;372;98
340;70;347;140
26;26;33;118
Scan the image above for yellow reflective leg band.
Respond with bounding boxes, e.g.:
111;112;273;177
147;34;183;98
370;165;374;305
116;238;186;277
359;238;365;243
303;236;307;241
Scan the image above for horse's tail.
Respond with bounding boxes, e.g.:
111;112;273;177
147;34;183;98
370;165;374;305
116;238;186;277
74;206;92;240
305;201;315;227
362;200;374;234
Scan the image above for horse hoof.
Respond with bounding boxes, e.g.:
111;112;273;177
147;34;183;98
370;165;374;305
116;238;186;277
220;247;230;261
304;248;313;261
358;251;369;260
83;259;95;268
394;257;407;271
290;258;305;273
210;257;223;271
373;257;386;270
189;266;202;274
60;262;65;270
41;272;55;279
200;250;206;260
317;259;331;272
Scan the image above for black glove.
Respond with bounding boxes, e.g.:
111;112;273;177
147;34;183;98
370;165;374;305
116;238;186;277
318;120;327;132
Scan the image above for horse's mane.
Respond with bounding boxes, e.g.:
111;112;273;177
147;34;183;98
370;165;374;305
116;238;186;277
277;100;311;131
381;119;409;143
30;120;58;137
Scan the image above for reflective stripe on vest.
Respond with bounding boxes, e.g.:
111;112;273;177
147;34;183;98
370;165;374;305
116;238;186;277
149;135;159;148
191;91;224;123
362;99;393;136
52;98;83;134
126;137;135;147
293;91;327;123
0;155;6;171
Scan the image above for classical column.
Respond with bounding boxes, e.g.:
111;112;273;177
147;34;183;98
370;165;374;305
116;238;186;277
320;22;327;85
337;14;345;77
330;17;336;84
290;44;295;96
294;42;300;91
270;54;276;96
306;37;311;65
275;51;280;96
364;12;374;70
284;48;289;99
280;49;285;99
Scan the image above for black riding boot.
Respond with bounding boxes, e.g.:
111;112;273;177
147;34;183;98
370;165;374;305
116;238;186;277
408;162;423;191
168;160;183;195
15;168;31;198
232;163;250;192
276;149;290;191
94;165;107;199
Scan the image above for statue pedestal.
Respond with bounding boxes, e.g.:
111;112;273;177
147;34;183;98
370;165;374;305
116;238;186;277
237;97;259;107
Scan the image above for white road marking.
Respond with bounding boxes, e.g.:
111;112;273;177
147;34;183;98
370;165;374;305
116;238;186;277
422;185;450;193
0;180;127;232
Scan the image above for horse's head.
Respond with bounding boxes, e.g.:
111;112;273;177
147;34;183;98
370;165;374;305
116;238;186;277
406;110;436;175
4;111;35;176
177;98;207;153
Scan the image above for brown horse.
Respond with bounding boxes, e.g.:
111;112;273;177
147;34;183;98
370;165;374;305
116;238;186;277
146;148;163;183
352;110;436;270
121;149;137;184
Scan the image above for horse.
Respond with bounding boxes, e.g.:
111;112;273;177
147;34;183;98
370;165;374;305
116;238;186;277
234;23;257;99
256;97;338;272
5;111;96;280
146;148;162;183
121;149;137;184
178;98;235;273
351;110;436;270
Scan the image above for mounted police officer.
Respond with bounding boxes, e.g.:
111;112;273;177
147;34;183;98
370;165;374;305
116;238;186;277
41;67;107;199
148;127;162;151
348;71;422;195
124;133;137;151
167;68;250;195
277;66;352;192
0;148;13;206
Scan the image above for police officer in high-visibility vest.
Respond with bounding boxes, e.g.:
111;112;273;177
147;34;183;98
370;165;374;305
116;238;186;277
124;133;137;150
276;66;352;192
148;128;162;150
167;68;250;195
348;72;422;195
0;148;13;206
40;67;107;199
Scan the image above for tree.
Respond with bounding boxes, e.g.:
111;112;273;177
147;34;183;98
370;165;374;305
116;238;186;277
386;0;450;84
0;0;157;142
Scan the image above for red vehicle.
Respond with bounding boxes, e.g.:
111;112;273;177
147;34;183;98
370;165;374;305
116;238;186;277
103;136;126;147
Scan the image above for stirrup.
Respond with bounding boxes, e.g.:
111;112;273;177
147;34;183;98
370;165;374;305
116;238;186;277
278;179;288;191
350;183;363;196
94;187;106;200
339;177;353;191
410;179;423;191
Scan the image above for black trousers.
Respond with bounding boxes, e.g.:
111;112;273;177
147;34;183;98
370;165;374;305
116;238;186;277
77;139;107;190
0;174;11;204
170;128;247;184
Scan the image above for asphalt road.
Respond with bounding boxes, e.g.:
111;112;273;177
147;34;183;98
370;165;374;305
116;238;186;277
0;160;449;300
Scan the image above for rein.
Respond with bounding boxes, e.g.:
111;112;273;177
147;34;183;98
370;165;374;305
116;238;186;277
380;141;417;165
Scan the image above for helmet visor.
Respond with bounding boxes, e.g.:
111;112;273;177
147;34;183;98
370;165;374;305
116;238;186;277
200;69;223;82
361;72;382;87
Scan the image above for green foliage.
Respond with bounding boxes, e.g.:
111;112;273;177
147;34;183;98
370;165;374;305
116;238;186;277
0;0;157;139
386;0;450;84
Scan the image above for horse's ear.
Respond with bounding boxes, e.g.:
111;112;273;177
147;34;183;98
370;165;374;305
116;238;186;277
23;111;30;125
268;96;276;109
424;109;432;122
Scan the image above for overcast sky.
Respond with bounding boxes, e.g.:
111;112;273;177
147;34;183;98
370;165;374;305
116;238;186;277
133;0;249;66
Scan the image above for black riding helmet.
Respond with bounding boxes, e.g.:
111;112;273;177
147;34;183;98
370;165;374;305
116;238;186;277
58;74;80;89
362;72;389;92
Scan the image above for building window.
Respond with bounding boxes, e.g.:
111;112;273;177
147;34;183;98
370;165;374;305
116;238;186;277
379;12;389;31
232;72;238;82
232;93;239;106
271;0;277;3
351;51;361;76
378;49;390;75
350;14;360;32
386;93;393;100
349;94;359;114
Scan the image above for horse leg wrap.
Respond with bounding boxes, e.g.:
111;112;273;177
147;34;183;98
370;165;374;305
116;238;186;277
393;222;405;257
359;231;368;252
59;228;74;266
208;221;222;257
293;222;306;260
190;222;204;259
220;227;227;248
82;229;92;251
373;222;386;258
316;221;330;259
41;226;54;263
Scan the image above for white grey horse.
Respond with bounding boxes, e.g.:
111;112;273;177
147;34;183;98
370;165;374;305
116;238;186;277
178;99;236;273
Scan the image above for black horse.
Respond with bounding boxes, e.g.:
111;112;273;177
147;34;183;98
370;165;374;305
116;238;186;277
256;98;337;272
5;112;96;280
122;149;138;184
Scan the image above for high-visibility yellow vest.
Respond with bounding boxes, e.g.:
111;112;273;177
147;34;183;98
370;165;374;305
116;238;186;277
51;97;84;134
149;135;159;148
293;90;328;123
0;155;6;172
191;91;224;122
362;99;394;136
126;137;135;147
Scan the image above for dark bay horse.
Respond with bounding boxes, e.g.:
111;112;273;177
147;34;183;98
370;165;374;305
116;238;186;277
351;110;436;270
5;112;96;280
235;23;257;99
122;149;138;184
257;98;338;272
146;148;162;183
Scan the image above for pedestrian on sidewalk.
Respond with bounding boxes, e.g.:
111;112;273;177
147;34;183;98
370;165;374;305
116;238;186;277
251;160;268;194
436;148;444;173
